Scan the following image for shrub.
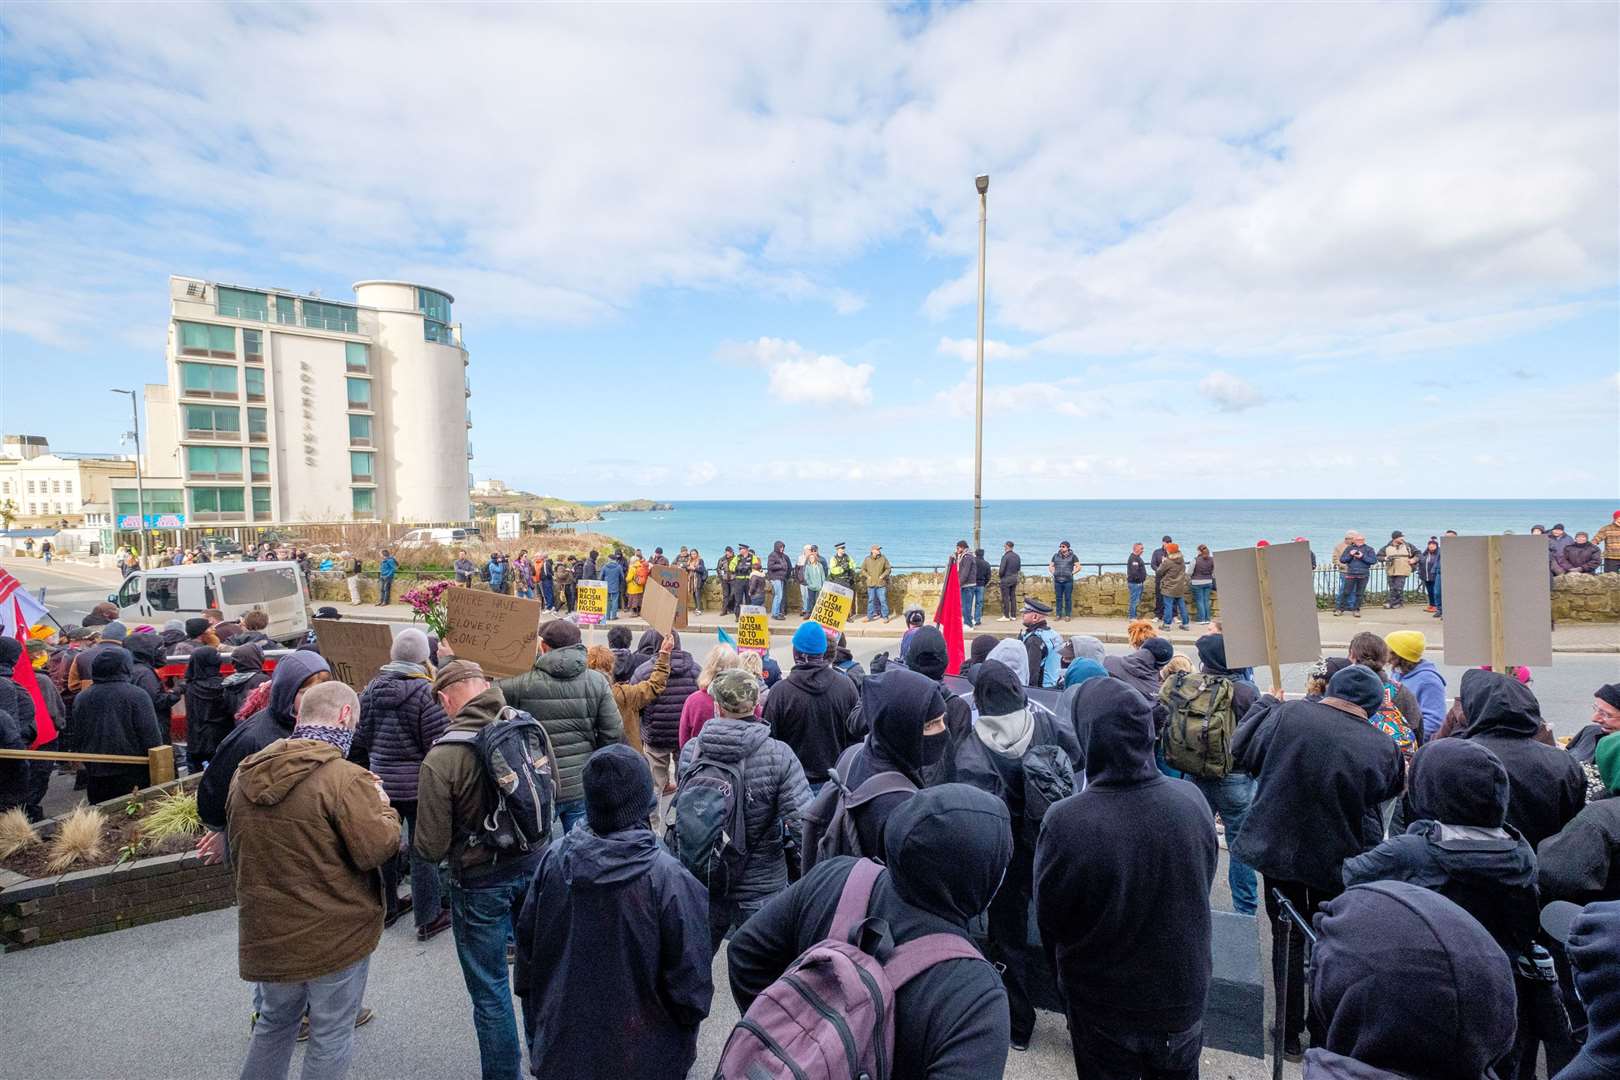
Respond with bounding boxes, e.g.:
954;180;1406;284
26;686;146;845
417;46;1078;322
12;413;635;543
0;808;39;860
141;790;202;843
44;805;107;873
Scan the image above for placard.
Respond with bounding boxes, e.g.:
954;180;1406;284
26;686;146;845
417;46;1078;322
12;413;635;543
576;579;608;625
1441;534;1553;668
647;565;690;629
1211;542;1320;684
809;581;854;634
444;587;542;677
736;606;770;654
640;570;680;637
311;619;396;691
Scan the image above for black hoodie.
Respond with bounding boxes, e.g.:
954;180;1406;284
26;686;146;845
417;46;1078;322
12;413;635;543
1459;668;1586;848
68;648;163;775
1305;881;1516;1080
1342;738;1538;957
197;651;330;830
839;668;940;854
762;658;860;784
901;626;972;779
1558;899;1620;1080
183;646;233;764
221;643;271;719
1035;678;1218;1032
728;784;1014;1080
123;633;179;726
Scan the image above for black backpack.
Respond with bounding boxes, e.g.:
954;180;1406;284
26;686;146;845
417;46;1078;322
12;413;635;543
667;738;749;896
436;707;557;865
1019;743;1076;844
799;744;918;875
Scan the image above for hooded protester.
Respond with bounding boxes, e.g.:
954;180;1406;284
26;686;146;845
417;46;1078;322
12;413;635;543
123;631;178;729
1555;900;1620;1080
1538;732;1620;904
1230;664;1404;1054
1055;658;1109;773
1305;881;1516;1080
514;745;712;1080
0;638;38;814
158;619;187;653
900;626;972;780
221;643;270;719
1036;677;1218;1077
762;621;860;790
196;651;332;833
182;646;233;773
833;667;939;857
677;668;810;951
727;784;1015;1080
628;628;698;796
66;621;128;698
1458;669;1586;849
1067;634;1106;667
70;647;164;804
959;633;1000;683
1106;635;1176;736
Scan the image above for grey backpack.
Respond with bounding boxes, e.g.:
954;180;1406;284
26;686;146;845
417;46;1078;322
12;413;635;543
799;745;918;876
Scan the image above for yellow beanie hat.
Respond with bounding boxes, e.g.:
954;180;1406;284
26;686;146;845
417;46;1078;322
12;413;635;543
1386;630;1425;663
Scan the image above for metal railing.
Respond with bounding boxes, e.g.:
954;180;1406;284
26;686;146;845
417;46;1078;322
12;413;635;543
1272;890;1318;1080
888;559;1430;600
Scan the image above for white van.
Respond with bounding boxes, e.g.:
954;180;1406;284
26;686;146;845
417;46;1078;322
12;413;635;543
110;561;311;645
396;527;480;549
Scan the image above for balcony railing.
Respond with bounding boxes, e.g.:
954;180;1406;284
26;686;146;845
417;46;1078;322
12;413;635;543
185;428;242;442
179;388;238;402
217;302;268;322
188;470;243;482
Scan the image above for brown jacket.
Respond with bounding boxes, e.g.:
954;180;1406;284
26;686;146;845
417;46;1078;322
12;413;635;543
612;652;668;752
415;685;516;879
227;738;400;983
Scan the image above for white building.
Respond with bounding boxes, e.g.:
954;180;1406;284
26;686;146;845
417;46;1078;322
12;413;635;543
0;436;136;527
109;276;473;539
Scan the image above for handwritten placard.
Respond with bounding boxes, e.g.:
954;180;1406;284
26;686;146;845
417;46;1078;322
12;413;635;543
445;587;542;677
312;619;396;692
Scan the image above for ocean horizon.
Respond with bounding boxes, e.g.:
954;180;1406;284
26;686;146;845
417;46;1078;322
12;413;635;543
567;499;1615;572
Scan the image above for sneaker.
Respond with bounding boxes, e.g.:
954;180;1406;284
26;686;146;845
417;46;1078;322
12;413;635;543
1283;1034;1304;1060
353;1007;374;1030
1332;610;1342;617
1425;605;1437;612
1353;611;1362;618
383;895;413;929
416;910;453;943
249;1011;259;1033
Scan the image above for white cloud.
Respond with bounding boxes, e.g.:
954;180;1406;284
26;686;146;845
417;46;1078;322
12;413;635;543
728;337;875;406
936;337;1030;363
1199;370;1264;412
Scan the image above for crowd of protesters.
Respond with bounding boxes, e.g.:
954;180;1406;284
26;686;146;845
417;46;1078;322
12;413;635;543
4;544;1620;1080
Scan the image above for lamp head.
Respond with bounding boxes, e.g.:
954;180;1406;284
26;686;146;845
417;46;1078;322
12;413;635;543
975;174;989;195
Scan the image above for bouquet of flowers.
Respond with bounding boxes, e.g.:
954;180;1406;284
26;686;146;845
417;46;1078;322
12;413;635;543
401;579;454;638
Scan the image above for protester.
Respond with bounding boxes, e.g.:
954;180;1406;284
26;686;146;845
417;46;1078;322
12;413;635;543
823;666;938;859
181;646;233;774
997;541;1021;621
1553;899;1620;1080
1230;664;1404;1054
598;552;624;620
1419;537;1443;614
1334;533;1377;616
1049;540;1078;620
352;627;450;938
1568;683;1620;768
1455;668;1586;849
676;643;742;749
496;619;621;834
1104;634;1175;714
1386;631;1447;742
763;540;790;619
587;636;669;754
1036;677;1217;1078
900;626;973;778
861;543;892;621
1596;510;1620;573
762;621;860;792
0;639;39;815
1305;882;1516;1080
376;549;397;607
1537;732;1620;904
1155;541;1190;629
726;784;1015;1080
675;668;809;951
629;630;699;797
1347;632;1420;762
229;681;399;1080
1380;530;1417;607
1125;541;1149;619
69;647;164;804
513;744;711;1080
1189;543;1216;623
221;642;271;719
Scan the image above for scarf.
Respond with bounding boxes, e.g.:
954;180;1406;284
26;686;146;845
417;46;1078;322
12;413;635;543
975;708;1035;757
290;723;355;755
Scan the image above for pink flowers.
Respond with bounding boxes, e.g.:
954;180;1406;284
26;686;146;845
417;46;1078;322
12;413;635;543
402;579;453;637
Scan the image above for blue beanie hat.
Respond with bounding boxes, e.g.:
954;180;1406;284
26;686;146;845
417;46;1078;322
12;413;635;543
791;621;828;656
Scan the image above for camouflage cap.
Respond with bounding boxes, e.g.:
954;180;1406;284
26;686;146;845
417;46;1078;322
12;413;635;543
710;667;761;718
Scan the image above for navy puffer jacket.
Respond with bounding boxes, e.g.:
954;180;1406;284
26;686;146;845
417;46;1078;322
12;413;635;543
632;637;699;752
355;666;449;802
678;717;810;901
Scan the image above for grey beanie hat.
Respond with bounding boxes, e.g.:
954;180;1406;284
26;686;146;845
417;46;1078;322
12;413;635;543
391;627;431;664
710;668;761;718
100;621;129;642
1068;635;1105;664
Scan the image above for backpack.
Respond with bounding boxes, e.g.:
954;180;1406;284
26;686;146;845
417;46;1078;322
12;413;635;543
634;561;652;585
667;738;749;895
1160;672;1238;779
435;707;557;869
1370;683;1416;761
713;858;989;1080
1019;743;1075;844
800;745;919;875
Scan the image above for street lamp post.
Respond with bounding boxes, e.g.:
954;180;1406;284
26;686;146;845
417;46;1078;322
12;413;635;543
973;173;989;553
110;389;147;568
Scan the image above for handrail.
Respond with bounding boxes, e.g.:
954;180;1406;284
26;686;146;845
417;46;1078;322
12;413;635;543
0;745;176;784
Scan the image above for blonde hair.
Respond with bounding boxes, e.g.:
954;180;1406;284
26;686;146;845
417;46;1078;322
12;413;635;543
697;644;741;691
739;651;763;677
1160;654;1193;682
1126;619;1159;649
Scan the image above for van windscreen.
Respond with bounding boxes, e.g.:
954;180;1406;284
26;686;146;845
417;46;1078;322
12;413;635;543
220;567;301;606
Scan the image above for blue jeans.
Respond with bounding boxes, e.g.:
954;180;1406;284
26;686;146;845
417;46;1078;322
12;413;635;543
1337;576;1366;612
450;876;530;1080
1053;579;1073;618
802;588;819;614
378;576;393;605
1190;583;1213;623
867;585;889;619
541;580;554;608
1128;581;1144;619
606;588;619;620
1192;774;1257;915
242;957;369;1080
770;578;785;618
556;799;585;834
961;584;984;626
1161;595;1188;627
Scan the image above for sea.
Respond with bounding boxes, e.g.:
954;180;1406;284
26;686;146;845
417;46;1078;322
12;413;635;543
573;500;1614;573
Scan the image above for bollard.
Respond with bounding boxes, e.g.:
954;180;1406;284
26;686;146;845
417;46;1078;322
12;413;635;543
148;744;176;785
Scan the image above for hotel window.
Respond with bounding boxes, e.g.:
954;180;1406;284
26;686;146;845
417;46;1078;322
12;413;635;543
302;299;358;333
350;451;375;482
52;480;60;493
114;489;184;517
216;287;268;321
275;295;297;325
183;405;241;441
346;377;371;409
190;486;245;519
245;366;265;402
186;446;243;481
348;413;372;447
179;362;238;400
243;328;263;363
64;479;73;493
178;322;236;358
250;447;270;482
352;488;376;516
247;407;268;443
345;342;370;373
252;486;271;520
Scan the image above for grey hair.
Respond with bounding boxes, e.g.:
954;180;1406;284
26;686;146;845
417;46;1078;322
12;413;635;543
297;680;361;728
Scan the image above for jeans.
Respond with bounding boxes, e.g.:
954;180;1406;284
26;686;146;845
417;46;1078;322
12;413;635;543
1387;575;1408;606
384;801;442;930
961;584;983;626
1190;775;1257;915
1068;1013;1203;1080
541;580;554;608
1424;578;1440;607
1190;583;1213;623
802;588;819;614
1161;595;1188;627
708;896;766;954
1336;576;1366;612
1128;581;1144;619
555;799;585;834
1264;878;1341;1044
450;875;530;1080
606;588;619;620
377;577;393;605
867;585;889;619
241;957;370;1080
1053;578;1074;619
769;578;785;618
517;586;533;600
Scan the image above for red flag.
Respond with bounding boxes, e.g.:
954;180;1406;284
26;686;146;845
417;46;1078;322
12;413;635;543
5;592;55;746
934;558;966;676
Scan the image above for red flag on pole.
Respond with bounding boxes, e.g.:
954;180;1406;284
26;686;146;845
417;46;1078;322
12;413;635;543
0;571;54;746
934;558;966;676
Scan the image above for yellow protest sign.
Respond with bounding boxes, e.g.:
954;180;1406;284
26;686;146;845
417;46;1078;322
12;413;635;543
736;606;770;653
809;582;854;634
576;579;608;625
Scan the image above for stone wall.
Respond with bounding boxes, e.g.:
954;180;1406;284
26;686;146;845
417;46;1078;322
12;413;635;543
1552;572;1620;623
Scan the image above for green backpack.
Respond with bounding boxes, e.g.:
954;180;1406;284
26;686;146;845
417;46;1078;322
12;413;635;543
1160;672;1238;779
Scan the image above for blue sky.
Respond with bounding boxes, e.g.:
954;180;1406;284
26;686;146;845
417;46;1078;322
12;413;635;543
2;2;1616;501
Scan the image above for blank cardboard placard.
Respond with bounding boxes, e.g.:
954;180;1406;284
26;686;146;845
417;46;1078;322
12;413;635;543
312;619;396;691
445;587;542;677
1442;534;1552;668
1212;542;1321;672
647;565;690;629
641;573;679;637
